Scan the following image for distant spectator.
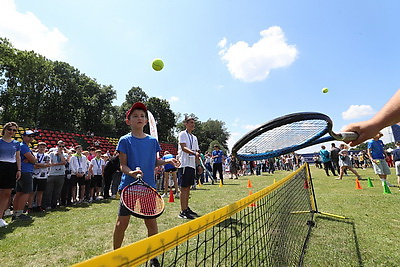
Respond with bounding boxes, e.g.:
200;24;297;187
212;145;225;184
392;141;400;188
28;142;50;212
69;145;89;203
0;122;21;227
367;132;394;186
337;149;362;180
319;145;337;177
103;152;120;199
161;151;179;198
44;140;67;209
13;130;39;221
330;143;341;174
88;149;105;201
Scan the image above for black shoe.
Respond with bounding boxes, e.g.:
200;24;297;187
149;258;160;267
186;207;199;217
12;214;33;221
178;210;195;219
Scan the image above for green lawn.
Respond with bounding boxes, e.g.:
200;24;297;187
0;166;399;266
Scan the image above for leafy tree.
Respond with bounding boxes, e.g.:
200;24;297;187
146;97;177;143
115;86;149;137
175;114;230;153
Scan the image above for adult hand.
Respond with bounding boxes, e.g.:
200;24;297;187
342;120;381;147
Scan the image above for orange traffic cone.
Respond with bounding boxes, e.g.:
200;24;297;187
273;179;276;184
168;189;175;203
248;190;257;207
247;179;253;188
355;178;362;190
219;179;223;188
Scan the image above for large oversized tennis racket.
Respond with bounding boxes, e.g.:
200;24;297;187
121;170;165;219
232;112;358;161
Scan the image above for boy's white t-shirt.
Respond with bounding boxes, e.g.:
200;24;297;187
33;152;50;179
178;130;199;169
90;157;106;175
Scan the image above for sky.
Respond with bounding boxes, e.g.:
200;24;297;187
1;0;399;152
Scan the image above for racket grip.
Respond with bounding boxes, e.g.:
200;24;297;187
336;132;358;141
135;167;142;179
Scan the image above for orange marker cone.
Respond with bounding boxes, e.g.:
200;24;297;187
198;179;202;188
219;179;223;188
273;179;276;184
168;189;175;203
355;178;362;190
247;179;253;188
248;190;257;207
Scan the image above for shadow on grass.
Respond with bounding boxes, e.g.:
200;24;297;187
0;217;34;239
216;217;248;237
313;215;363;267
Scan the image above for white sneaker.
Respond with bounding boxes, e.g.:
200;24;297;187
0;218;9;227
175;192;180;199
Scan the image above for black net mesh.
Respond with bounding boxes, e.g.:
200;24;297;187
140;166;314;267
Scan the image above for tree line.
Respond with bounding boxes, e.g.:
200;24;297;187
0;38;230;152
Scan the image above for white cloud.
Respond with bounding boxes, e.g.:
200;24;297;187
227;132;242;151
0;0;68;60
342;105;376;120
168;96;179;103
218;26;298;82
242;124;261;130
217;37;227;49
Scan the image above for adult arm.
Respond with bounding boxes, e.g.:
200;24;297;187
343;89;400;146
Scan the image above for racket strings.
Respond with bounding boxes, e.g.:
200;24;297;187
237;119;328;155
123;185;164;216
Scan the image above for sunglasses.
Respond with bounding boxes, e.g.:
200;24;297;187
7;128;18;132
27;135;35;138
58;145;65;148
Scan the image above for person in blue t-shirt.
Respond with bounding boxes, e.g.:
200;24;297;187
367;132;393;186
392;141;400;188
13;130;38;221
212;144;225;184
113;102;179;261
161;151;179;198
319;145;337;177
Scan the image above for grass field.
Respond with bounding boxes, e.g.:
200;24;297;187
0;166;399;266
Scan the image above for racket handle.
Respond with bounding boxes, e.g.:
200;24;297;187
335;132;359;142
135;167;142;179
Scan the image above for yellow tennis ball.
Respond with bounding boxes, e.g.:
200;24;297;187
152;58;164;71
322;87;329;93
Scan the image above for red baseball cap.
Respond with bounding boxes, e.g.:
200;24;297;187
126;102;147;120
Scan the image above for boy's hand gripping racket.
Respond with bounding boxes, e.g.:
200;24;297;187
121;167;165;219
232;112;358;161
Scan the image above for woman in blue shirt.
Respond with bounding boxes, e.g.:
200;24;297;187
0;122;21;227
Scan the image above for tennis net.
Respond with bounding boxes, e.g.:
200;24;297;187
74;163;316;266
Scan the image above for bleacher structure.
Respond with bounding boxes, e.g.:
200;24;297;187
0;124;178;156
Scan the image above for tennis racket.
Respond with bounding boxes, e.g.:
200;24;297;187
121;169;165;219
232;112;358;161
198;157;215;185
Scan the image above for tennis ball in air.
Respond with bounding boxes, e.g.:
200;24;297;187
152;58;164;71
322;87;329;93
